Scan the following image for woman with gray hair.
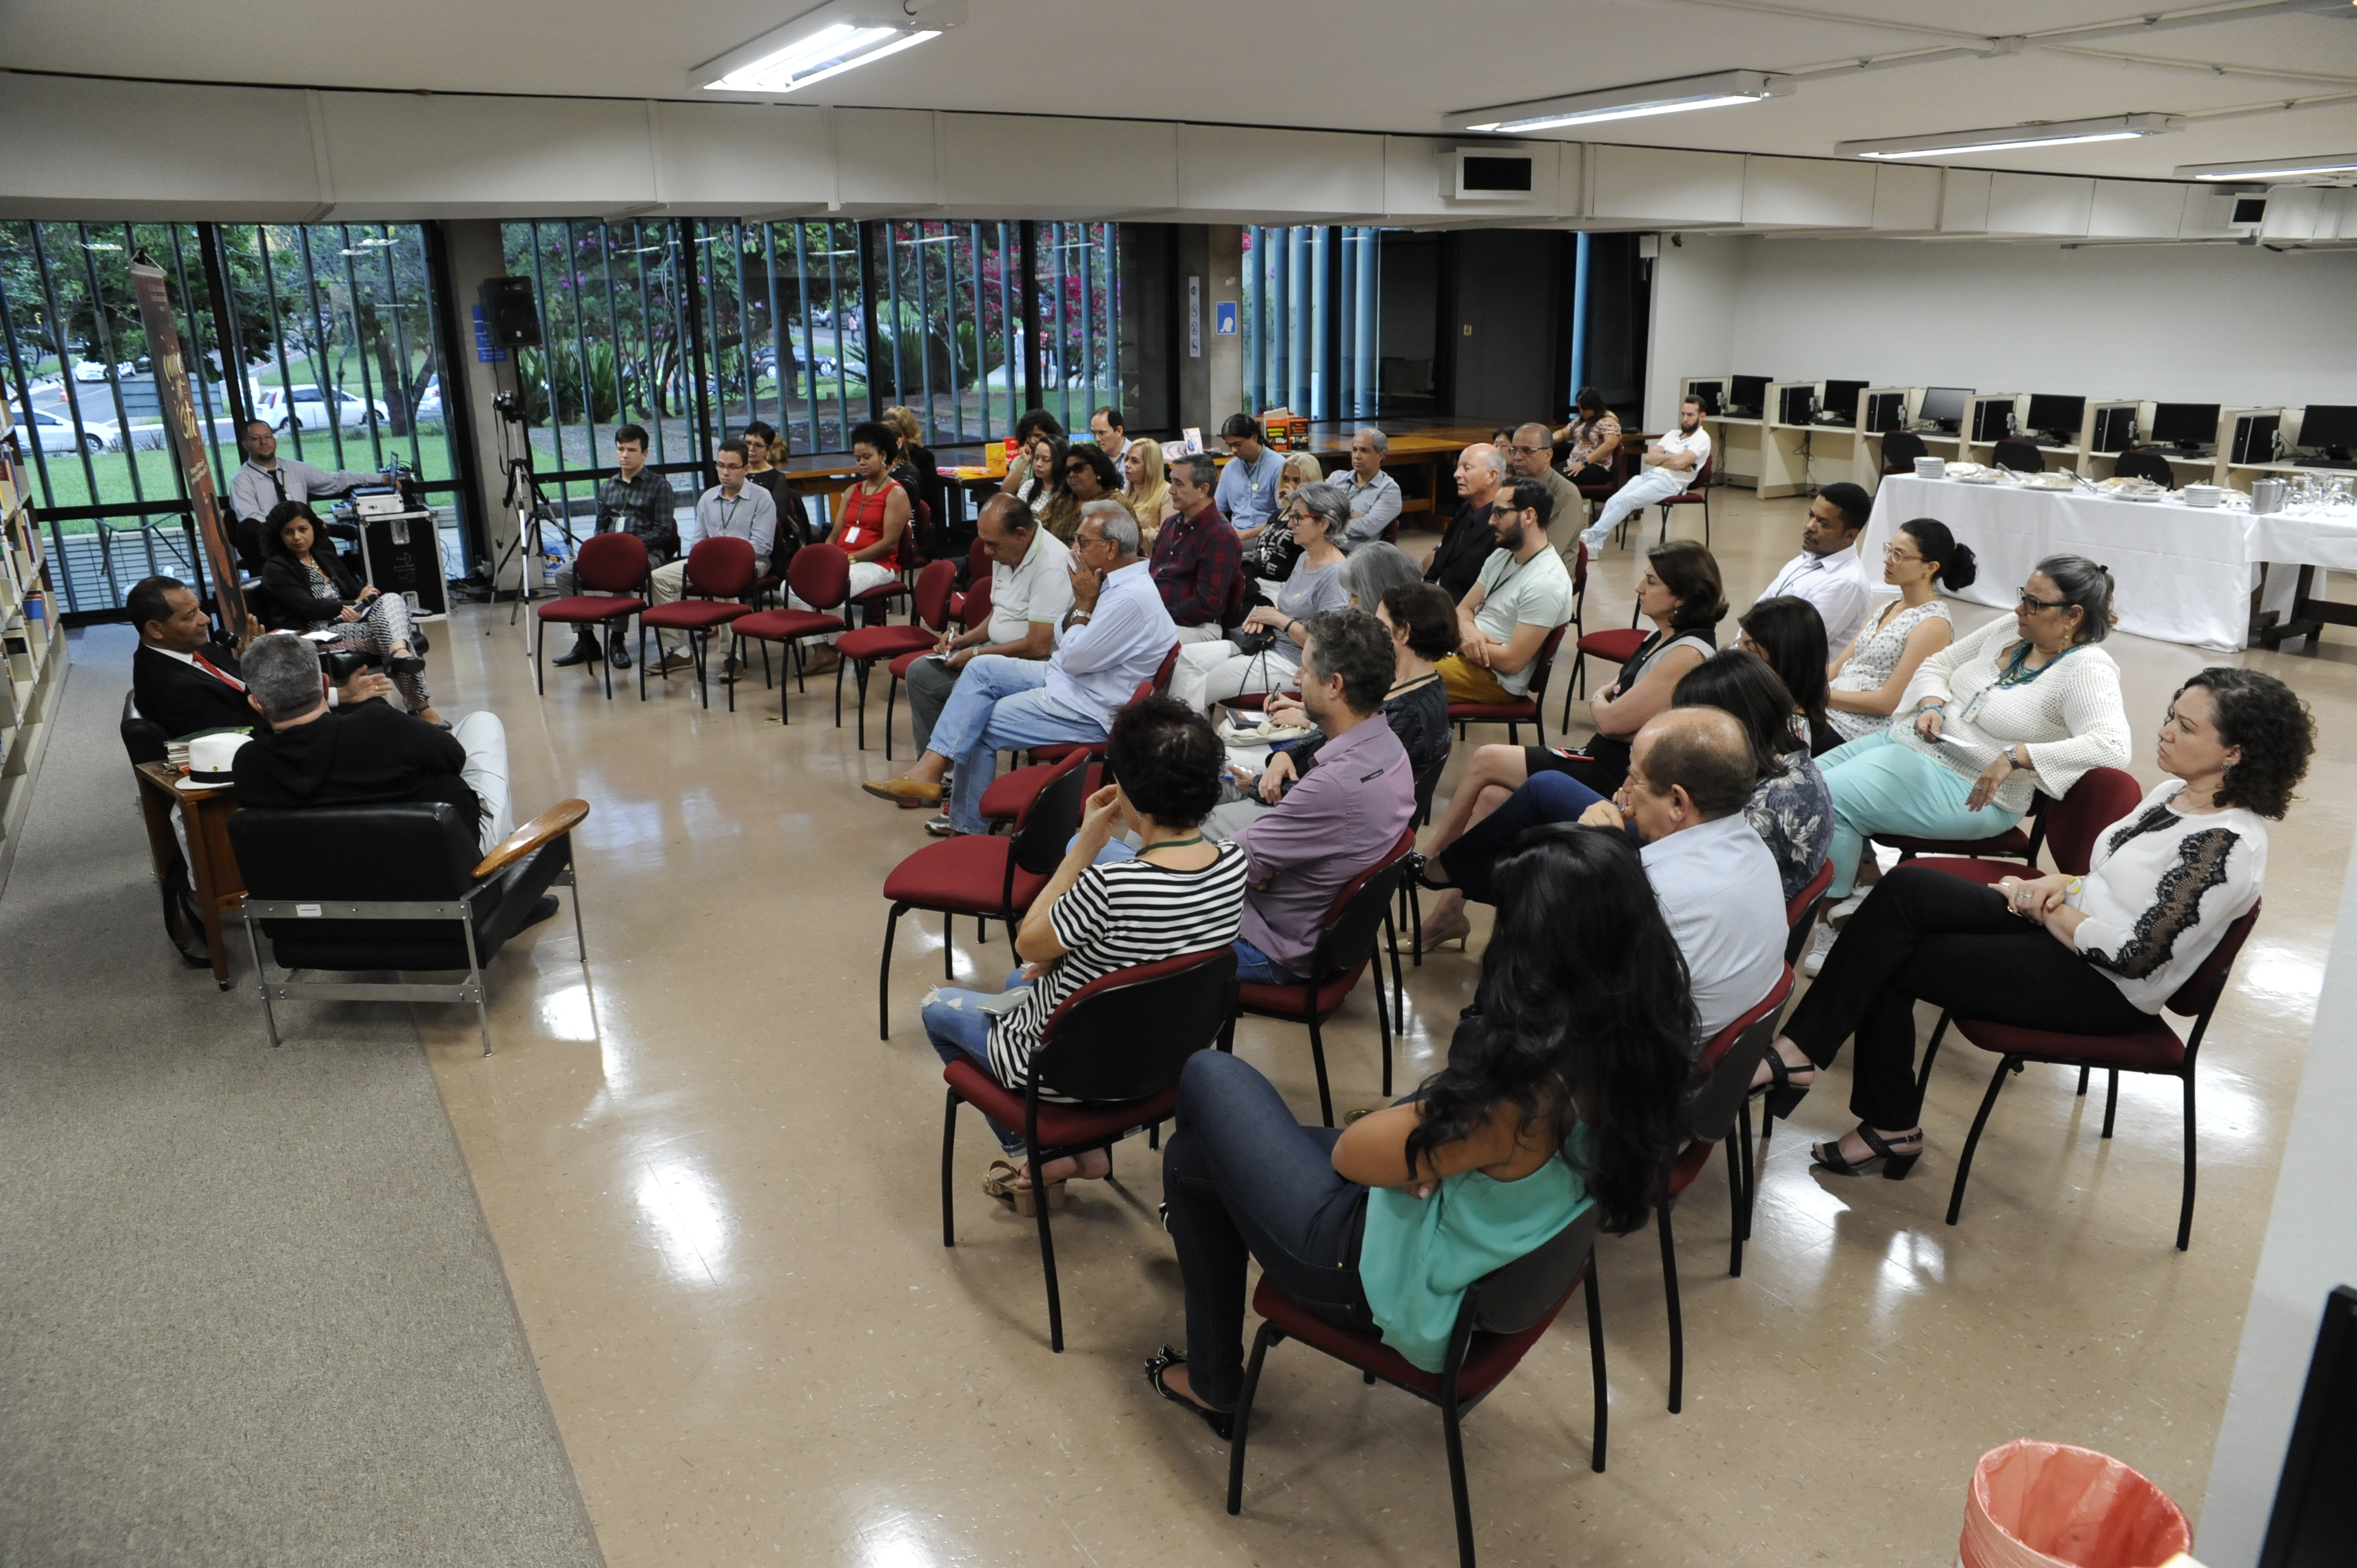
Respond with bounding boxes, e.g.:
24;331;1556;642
1805;554;2132;974
1167;482;1352;713
1338;540;1424;611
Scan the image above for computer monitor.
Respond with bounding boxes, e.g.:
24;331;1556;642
1728;374;1769;415
2298;404;2357;455
1919;386;1972;431
1685;380;1723;416
1864;390;1907;434
2025;394;2086;444
1777;385;1815;425
2150;402;2220;450
1820;380;1867;424
2258;1286;2357;1568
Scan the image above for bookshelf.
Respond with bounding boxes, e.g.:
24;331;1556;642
0;397;69;896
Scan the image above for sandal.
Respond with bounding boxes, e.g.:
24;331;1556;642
1757;1044;1816;1122
1810;1123;1923;1180
1144;1345;1234;1440
980;1157;1066;1216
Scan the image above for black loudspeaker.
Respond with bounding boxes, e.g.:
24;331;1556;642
477;276;541;348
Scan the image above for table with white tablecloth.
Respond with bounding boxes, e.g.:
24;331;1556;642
1864;476;2357;652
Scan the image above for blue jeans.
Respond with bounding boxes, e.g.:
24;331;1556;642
1436;771;1614;904
923;966;1032;1153
929;654;1106;834
1097;842;1295;983
1819;731;2022;898
1161;1050;1374;1409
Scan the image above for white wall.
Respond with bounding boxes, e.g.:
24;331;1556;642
1722;238;2357;410
1644;234;1743;430
2198;838;2357;1566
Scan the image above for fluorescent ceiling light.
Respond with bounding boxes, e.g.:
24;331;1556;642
1838;114;2181;161
1457;71;1788;135
2175;152;2357;180
694;0;964;95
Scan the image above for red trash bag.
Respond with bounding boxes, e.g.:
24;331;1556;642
1961;1441;2190;1568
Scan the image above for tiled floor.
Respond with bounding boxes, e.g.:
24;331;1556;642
399;489;2355;1566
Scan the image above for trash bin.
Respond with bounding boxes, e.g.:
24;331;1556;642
1960;1440;2191;1568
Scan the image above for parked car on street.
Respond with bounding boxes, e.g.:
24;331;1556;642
8;404;107;455
252;384;390;431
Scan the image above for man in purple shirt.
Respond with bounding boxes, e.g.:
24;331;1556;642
1151;452;1243;644
1223;608;1416;982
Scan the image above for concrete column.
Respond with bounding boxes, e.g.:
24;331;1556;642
439;220;529;594
1206;225;1243;430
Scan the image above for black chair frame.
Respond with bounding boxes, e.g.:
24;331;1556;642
1228;853;1410;1127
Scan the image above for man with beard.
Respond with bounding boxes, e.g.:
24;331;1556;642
1433;477;1576;706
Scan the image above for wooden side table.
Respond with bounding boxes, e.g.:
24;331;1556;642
133;759;244;989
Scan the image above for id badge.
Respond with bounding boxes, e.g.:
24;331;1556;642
1959;688;1988;726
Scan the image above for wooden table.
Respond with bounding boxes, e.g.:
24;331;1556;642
132;759;244;989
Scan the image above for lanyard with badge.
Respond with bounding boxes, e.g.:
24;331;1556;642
1961;641;2076;725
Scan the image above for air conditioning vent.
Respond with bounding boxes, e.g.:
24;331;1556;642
1452;148;1536;200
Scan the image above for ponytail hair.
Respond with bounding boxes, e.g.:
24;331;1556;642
1898;517;1978;592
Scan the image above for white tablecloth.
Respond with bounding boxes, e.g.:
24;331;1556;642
1866;476;2357;652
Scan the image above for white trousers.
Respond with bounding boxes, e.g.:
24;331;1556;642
786;560;897;647
1168;641;1300;714
454;710;514;856
1584;468;1694;545
1172;622;1226;645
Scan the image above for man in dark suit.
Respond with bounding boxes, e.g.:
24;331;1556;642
128;575;389;740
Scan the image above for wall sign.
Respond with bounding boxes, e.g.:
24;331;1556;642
1214;301;1238;337
1188;276;1201;359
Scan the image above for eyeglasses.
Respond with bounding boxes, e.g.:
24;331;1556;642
1509;443;1550;457
2017;587;2068;611
1883;545;1922;563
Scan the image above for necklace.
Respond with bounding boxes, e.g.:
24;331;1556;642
1141;834;1206;854
1390;671;1439;694
1994;640;2076;688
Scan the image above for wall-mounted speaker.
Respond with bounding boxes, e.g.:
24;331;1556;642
477;276;541;348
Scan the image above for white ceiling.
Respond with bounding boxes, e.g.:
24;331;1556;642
9;0;2356;183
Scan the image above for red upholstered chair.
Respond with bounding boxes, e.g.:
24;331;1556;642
635;537;756;709
1551;541;1594;732
838;558;956;750
1782;859;1835;968
534;533;649;700
1903;767;2144;889
1229;825;1415;1127
1448;623;1567;749
1572;585;1647;701
1649;456;1713;547
1655;967;1793;1413
1016;644;1179;772
951;572;992;635
1874;794;2042;866
1924;902;2261;1251
728;544;851;725
980;674;1159;825
878;748;1092;1039
1226;1205;1607;1568
941;948;1237;1353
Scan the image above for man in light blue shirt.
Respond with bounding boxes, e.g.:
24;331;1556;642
1336;426;1403;545
863;501;1176;837
651;439;776;667
1212;414;1285;539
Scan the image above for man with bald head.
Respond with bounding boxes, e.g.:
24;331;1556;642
1421;442;1506;604
1505;421;1583;560
1582;706;1787;1050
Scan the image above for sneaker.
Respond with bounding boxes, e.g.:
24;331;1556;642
656;651;695;674
1824;891;1868;930
1579;522;1612;553
923;814;964;838
1801;921;1838;978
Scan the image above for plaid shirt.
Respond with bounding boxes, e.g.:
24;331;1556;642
596;469;680;554
1148;503;1243;628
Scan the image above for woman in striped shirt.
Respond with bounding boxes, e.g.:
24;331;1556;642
921;696;1249;1212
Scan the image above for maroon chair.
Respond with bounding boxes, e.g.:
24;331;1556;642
1229;825;1416;1127
1900;767;2144;888
838;558;956;750
878;749;1090;1039
980;675;1155;826
941;948;1237;1353
1448;623;1568;749
1650;456;1714;547
534;533;649;700
729;544;851;724
1227;1204;1608;1568
1655;966;1793;1413
635;537;756;709
1928;902;2261;1251
1572;586;1647;701
1554;540;1593;731
1018;644;1180;772
1781;859;1836;968
950;571;992;635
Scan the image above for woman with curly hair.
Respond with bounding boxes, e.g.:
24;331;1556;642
259;501;440;724
1145;824;1688;1436
1754;667;2314;1179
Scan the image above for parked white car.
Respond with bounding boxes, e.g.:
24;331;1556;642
8;404;107;455
413;375;441;422
253;384;389;431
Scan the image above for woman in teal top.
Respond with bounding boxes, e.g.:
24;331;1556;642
1149;826;1691;1432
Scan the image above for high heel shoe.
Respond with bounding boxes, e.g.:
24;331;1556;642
1418;909;1471;951
1757;1046;1815;1122
1810;1123;1923;1180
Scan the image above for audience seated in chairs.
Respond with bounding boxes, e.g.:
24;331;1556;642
742;420;815;561
128;574;392;740
1552;387;1623;489
1825;518;1968;746
1579;395;1712;555
229;419;377;543
790;420;910;675
651;439;775;676
1206;609;1416;985
923;697;1249;1211
900;495;1071;762
1506;421;1584;559
1120;436;1178;545
863;504;1175;839
1421;444;1505;605
1433;478;1576;709
1735;595;1840;757
1239;453;1322;586
1210;582;1454;842
552;423;678;672
1169;482;1351;713
258;501;440;725
1753;668;2311;1182
1334;426;1403;547
1152;453;1246;644
1751;482;1874;652
1145;824;1687;1436
227;631;513;858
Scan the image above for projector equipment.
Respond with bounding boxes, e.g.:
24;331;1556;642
2231;414;2281;468
353;487;406;517
477;276;542;349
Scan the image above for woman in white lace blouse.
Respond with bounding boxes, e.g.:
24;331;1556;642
1825;518;1972;744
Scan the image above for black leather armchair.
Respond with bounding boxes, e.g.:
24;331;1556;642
228;796;591;1054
